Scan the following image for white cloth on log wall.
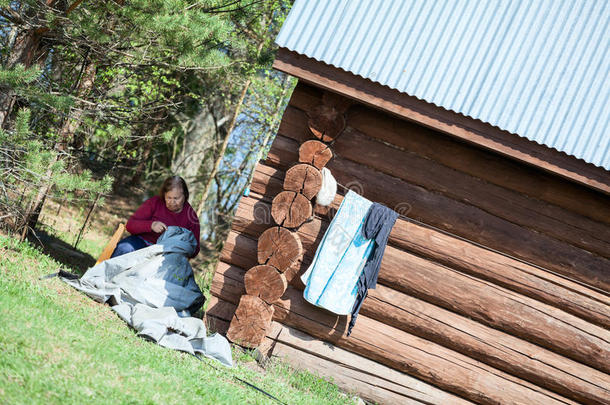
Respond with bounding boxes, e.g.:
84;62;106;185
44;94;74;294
61;226;233;367
301;190;374;315
316;167;337;206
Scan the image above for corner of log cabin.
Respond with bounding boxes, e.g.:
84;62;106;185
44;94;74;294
210;70;610;404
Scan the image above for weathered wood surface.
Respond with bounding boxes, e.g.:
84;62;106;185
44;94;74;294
243;163;610;328
205;300;474;405
223;207;610;375
96;223;125;264
212;261;610;404
256;226;302;272
226;295;274;348
267;127;610;291
289;82;610;225
205;295;232;334
244;265;287;303
273;49;610;194
264;322;475;405
307;104;345;142
270;191;311;228
283;163;322;199
321;90;354;113
211;263;580;405
281;104;610;259
298;140;332;169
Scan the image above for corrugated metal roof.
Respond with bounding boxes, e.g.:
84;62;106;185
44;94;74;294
276;0;610;170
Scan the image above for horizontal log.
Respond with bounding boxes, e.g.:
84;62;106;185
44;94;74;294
265;321;474;405
214;248;610;404
267;127;610;292
222;205;610;374
279;104;610;261
288;82;610;225
244;163;610;328
204;295;231;334
226;295;274;348
274;50;609;194
335;126;609;258
211;261;579;405
205;297;472;405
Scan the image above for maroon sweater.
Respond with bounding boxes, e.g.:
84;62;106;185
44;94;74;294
126;196;200;257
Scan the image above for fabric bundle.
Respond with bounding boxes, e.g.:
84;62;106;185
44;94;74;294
301;190;374;315
315;167;337;206
348;203;399;335
62;226;232;367
301;191;398;335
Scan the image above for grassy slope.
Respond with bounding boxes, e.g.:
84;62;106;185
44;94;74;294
0;235;355;404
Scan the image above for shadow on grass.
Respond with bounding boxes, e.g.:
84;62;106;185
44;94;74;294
27;228;96;275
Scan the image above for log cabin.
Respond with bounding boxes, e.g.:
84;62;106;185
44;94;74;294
207;1;610;403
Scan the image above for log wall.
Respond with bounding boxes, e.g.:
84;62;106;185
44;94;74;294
208;82;610;404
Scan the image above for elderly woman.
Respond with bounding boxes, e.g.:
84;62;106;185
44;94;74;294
111;176;200;258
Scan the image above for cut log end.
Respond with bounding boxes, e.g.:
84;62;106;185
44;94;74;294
271;191;312;228
308;105;346;142
284;164;323;199
299;140;333;169
257;226;303;271
226;295;274;348
244;265;288;303
322;91;354;113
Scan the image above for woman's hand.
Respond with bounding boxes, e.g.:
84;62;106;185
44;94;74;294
151;221;168;233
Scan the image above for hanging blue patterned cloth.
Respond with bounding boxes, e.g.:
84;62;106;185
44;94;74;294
301;190;374;315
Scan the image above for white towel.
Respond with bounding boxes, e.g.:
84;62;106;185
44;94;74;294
316;167;337;206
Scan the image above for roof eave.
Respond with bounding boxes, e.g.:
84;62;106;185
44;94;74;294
273;48;610;195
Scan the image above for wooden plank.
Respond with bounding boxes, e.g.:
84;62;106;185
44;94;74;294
273;48;610;194
204;295;231;334
211;264;579;405
265;130;610;292
220;222;610;375
265;322;475;405
212;261;610;404
332;126;610;257
206;298;471;405
276;105;610;260
95;223;125;264
288;83;610;224
244;162;610;328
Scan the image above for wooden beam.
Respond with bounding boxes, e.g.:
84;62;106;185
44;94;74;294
211;262;610;405
265;321;475;405
234;186;610;331
273;48;610;194
211;263;581;405
221;217;610;375
264;130;610;292
276;104;610;259
287;83;610;224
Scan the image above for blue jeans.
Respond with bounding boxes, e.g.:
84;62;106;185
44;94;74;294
111;235;152;258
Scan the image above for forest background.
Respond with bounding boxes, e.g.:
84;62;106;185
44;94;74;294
0;0;295;270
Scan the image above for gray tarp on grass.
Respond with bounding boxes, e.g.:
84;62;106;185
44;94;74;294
61;226;232;367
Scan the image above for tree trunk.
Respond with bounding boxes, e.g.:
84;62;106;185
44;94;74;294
196;79;253;216
0;28;48;128
170;107;223;196
60;59;97;149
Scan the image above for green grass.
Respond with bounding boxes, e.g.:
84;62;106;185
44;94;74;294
37;224;107;260
0;235;355;405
